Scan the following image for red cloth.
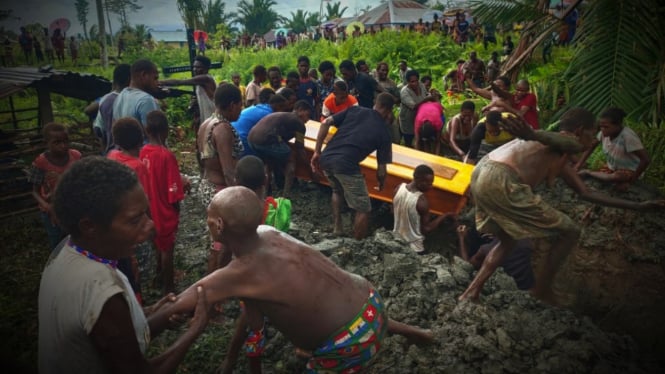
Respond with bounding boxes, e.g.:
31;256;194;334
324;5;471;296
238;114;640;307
513;93;539;130
139;145;184;251
32;149;81;210
107;150;151;194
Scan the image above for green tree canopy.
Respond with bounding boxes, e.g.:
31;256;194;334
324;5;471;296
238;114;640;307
324;1;348;21
75;0;90;41
235;0;282;35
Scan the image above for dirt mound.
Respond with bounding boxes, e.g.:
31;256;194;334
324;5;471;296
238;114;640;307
162;175;664;373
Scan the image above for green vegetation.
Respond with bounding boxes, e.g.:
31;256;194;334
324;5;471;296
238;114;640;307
2;24;665;371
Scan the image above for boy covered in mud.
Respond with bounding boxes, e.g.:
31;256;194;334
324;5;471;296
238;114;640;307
155;186;433;373
459;109;665;303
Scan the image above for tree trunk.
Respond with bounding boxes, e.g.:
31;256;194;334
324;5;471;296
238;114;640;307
96;0;107;67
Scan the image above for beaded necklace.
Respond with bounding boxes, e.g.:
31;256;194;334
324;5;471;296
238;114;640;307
69;240;118;269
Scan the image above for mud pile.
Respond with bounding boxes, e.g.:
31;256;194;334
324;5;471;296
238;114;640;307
172;176;664;373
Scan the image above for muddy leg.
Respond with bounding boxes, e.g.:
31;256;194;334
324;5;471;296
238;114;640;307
161;248;175;295
459;230;516;301
531;225;580;302
387;319;434;346
331;191;344;235
353;211;369;240
220;313;249;374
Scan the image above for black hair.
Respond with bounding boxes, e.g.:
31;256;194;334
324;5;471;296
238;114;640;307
420;121;436;139
268;93;287;108
559;108;596;132
145;110;169;136
333;80;348;91
253;65;267;76
43;122;67;140
267;66;281;74
355;59;367;71
405;69;420;82
318;60;335;74
113;64;131;86
130;59;156;77
413;164;434;179
236;155;266;191
297;56;310;65
258;87;275;104
421;75;432;83
194;55;211;69
375;92;395;110
53;156;139;238
339;60;355;72
214;83;242;110
486;110;502;126
112;117;144;150
286;71;300;81
461;100;476;111
599;107;626;125
293;100;313;113
278;87;296;100
496;75;511;89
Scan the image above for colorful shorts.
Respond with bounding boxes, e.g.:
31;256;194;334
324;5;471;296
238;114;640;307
323;171;371;213
306;289;387;373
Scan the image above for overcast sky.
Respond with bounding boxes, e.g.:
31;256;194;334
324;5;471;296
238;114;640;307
1;0;384;36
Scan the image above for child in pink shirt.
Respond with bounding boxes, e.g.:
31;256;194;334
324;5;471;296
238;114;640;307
28;123;81;249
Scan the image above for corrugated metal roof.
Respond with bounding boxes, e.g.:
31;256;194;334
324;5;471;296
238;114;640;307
151;30;188;43
0;67;111;101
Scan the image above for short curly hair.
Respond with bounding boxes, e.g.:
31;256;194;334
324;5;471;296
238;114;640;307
53;156;139;238
112;117;144;150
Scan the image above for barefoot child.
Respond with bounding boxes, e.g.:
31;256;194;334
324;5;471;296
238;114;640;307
153;187;434;373
107;117;152;303
140;110;189;295
576;107;651;191
28;123;82;249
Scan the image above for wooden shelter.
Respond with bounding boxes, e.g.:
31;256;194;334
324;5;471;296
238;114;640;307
0;66;111;220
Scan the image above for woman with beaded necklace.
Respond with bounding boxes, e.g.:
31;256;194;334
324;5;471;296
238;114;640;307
196;83;244;273
38;156;210;373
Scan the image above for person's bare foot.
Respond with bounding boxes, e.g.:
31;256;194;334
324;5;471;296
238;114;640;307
294;347;312;358
405;328;435;346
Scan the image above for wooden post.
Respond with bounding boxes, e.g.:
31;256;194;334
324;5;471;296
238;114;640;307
187;28;196;77
9;96;18;130
35;84;53;128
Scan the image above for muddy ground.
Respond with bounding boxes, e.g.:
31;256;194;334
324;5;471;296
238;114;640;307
146;166;665;373
3;153;664;373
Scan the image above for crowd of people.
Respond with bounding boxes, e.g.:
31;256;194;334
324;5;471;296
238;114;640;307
33;41;663;372
1;26;78;67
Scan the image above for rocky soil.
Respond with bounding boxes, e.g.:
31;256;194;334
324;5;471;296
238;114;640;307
150;170;665;373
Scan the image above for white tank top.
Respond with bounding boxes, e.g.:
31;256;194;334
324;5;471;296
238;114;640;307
196;74;216;121
392;183;425;252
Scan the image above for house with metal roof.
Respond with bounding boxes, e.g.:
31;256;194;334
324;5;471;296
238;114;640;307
150;30;188;48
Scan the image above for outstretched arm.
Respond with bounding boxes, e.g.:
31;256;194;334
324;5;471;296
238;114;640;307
500;115;584;154
160;76;216;99
465;78;491;100
560;163;664;210
311;117;332;174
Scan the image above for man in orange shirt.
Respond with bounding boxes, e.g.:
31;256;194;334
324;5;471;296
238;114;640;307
320;81;358;122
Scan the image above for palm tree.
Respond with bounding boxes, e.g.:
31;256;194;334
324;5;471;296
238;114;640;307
235;0;282;35
470;0;665;125
202;0;236;34
75;0;90;41
177;0;205;30
285;10;308;34
324;1;348;21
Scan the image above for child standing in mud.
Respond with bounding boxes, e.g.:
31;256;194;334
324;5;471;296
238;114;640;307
459;109;665;303
155;186;434;373
28;123;82;250
140;111;189;295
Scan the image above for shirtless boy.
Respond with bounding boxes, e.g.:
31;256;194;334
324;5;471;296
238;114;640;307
157;187;433;373
459;109;664;302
